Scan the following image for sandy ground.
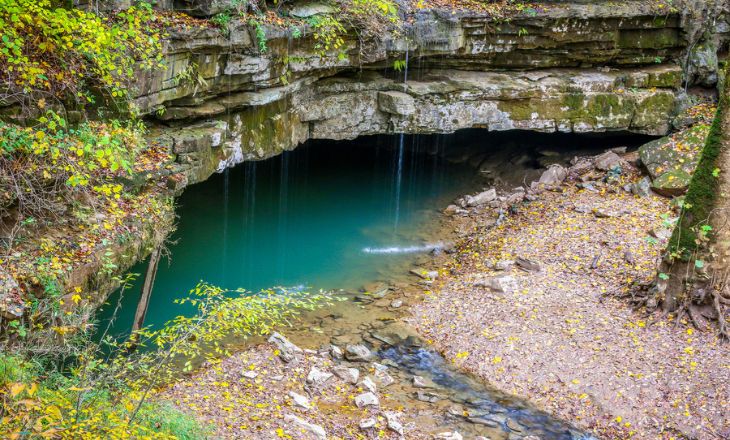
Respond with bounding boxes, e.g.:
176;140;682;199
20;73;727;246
410;176;730;439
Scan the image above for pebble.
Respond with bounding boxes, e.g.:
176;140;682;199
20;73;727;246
242;371;258;379
359;418;377;430
390;299;403;308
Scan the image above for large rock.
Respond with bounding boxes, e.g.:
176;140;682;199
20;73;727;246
345;344;373;362
289;2;336;18
465;188;497;206
639;125;709;196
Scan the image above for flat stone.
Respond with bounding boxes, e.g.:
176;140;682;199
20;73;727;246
416;390;441;403
390;299;403;308
289;2;336;18
354;392;380;408
284;414;327;440
465;188;497;206
473;275;517;293
345;344;373;362
288;391;311;410
435;432;463;440
242;371;258;379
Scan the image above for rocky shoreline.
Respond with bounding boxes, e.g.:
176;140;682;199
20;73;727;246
411;149;730;439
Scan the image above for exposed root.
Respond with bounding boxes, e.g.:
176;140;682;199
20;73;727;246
713;291;729;341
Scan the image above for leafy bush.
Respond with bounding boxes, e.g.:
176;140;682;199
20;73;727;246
0;283;333;439
0;0;163;110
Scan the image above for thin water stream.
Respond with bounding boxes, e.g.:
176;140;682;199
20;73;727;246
99;129;654;439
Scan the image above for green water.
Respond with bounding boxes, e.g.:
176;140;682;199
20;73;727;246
99;134;482;334
98;130;655;335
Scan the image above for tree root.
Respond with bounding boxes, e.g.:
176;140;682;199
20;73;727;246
713;292;729;341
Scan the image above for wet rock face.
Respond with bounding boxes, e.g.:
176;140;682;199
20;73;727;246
127;1;724;186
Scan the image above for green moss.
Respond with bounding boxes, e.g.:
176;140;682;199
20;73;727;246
668;68;728;257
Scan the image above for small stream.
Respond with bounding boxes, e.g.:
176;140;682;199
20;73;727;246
98;129;653;439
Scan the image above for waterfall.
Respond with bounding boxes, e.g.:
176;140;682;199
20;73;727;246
393;47;410;230
276;154;290;279
243;161;257;284
222;168;229;283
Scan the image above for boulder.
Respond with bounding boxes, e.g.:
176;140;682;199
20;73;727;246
594;151;622;171
268;332;303;363
465;188;497;206
284;414;327;440
538;165;567;185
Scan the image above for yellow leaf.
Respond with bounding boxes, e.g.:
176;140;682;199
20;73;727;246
9;383;25;397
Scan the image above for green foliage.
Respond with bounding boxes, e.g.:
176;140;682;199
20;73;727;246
249;18;268;53
0;0;163;104
309;15;347;55
393;59;407;72
1;283;333;439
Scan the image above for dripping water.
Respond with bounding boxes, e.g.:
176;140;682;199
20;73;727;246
393;47;410;230
222;168;230;283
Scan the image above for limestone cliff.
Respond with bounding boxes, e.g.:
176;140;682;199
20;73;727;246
123;0;728;187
